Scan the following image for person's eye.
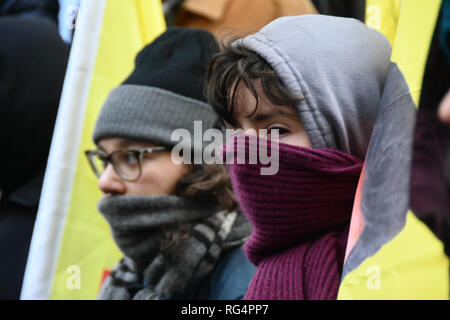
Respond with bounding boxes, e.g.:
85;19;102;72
101;157;109;169
115;151;139;167
94;152;107;168
267;125;289;137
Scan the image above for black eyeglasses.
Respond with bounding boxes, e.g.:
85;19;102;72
84;147;167;181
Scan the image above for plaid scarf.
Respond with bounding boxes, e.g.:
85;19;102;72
96;195;250;300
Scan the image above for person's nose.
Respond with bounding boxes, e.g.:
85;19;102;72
98;164;126;195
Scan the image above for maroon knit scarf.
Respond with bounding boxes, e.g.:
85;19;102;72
224;134;363;299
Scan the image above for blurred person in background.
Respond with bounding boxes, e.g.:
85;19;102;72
437;0;450;127
0;0;59;23
87;27;255;300
311;0;365;22
0;16;69;299
0;0;80;44
162;0;317;36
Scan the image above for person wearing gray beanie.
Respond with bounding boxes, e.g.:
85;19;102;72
85;27;255;300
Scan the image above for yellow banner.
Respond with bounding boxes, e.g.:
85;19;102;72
51;0;165;299
338;0;449;300
366;0;442;104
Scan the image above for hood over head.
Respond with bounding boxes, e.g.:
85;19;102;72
234;14;393;159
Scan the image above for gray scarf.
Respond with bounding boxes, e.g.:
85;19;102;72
96;195;250;300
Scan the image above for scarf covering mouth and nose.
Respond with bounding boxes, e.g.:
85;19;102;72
224;134;363;299
96;195;251;300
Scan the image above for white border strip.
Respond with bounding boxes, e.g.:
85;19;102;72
20;0;106;300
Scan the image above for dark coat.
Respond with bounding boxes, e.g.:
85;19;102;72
410;5;450;256
0;172;44;299
0;0;59;23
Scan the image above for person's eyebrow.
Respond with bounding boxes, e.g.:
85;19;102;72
246;108;299;123
118;140;158;149
97;140;144;153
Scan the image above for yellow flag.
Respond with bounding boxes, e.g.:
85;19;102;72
366;0;442;104
338;0;448;300
21;0;165;299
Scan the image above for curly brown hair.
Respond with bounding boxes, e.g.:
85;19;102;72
160;162;237;260
205;36;301;128
175;163;236;212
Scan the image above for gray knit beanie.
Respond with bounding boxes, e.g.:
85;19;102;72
93;27;220;152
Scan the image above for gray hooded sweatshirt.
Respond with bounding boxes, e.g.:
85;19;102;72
234;15;417;278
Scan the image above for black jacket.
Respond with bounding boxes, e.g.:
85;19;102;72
0;16;69;299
